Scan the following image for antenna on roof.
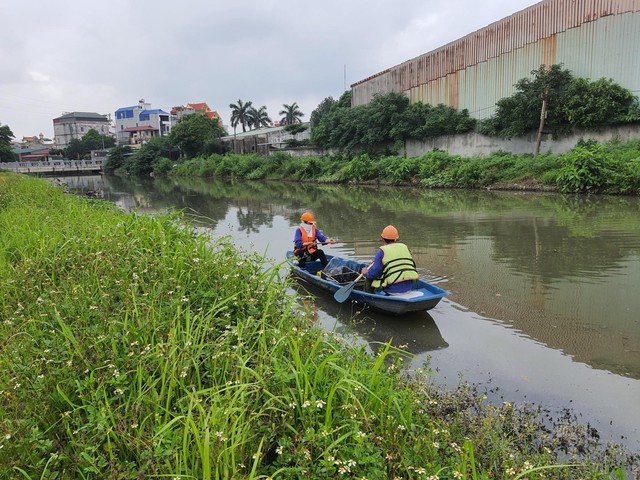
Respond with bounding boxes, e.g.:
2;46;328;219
344;64;346;91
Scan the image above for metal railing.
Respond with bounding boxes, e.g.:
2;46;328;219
0;159;105;174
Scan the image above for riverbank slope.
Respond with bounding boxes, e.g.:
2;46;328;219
0;173;635;478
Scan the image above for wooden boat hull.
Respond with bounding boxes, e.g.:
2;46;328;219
286;252;448;315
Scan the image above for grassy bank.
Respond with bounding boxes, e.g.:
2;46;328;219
0;173;635;479
169;139;640;195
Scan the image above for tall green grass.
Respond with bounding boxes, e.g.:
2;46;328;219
0;173;633;478
168;140;640;195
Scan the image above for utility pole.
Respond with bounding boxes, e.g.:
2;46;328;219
534;95;548;156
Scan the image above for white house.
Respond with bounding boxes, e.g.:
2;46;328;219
53;112;110;148
115;99;171;146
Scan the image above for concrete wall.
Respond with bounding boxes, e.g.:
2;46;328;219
405;124;640;157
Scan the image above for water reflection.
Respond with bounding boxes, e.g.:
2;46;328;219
60;174;640;380
57;175;640;448
290;280;448;355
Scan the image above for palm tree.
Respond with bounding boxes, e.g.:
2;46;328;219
279;102;304;125
229;99;253;134
247;106;273;130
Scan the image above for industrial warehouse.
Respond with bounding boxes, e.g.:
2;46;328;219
352;0;640;121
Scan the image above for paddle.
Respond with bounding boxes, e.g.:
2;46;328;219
333;263;372;303
336;239;380;244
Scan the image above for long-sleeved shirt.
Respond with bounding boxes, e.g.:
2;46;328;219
293;226;329;251
364;248;414;293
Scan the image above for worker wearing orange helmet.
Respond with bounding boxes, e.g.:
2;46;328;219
293;211;335;268
361;225;419;293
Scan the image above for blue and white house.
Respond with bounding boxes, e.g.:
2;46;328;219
115;99;172;146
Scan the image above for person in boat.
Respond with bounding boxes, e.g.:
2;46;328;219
361;225;419;294
293;211;335;268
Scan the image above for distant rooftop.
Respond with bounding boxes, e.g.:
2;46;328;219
53;112;109;122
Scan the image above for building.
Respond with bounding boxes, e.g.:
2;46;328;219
171;102;222;125
351;0;640;121
20;133;54;148
220;123;313;155
12;145;52;161
53;112;110;148
115;99;171;146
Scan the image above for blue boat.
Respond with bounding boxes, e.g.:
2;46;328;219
286;251;448;315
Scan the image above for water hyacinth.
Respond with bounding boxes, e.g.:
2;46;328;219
0;173;636;479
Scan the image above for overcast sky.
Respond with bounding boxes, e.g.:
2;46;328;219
1;0;539;140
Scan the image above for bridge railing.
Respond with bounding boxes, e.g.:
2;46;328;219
0;159;105;172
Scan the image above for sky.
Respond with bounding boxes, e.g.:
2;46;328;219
1;0;539;140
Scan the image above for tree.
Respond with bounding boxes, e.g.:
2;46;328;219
279;102;304;125
64;129;115;159
104;145;132;173
479;65;573;140
229;99;253;133
65;139;85;160
0;124;17;162
247;106;272;130
81;128;115;151
479;64;640;145
310;92;352;149
170;112;225;158
561;77;640;129
122;137;172;176
309;90;475;154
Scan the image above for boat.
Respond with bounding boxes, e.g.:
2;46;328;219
286;251;448;315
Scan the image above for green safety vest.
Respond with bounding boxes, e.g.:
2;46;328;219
371;242;419;288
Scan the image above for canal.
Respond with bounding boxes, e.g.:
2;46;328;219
59;174;640;452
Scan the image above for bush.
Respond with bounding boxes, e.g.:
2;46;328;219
556;144;610;193
340;154;376;182
152;157;173;175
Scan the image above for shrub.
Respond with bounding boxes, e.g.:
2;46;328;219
340;153;376;182
556;144;610;193
152;157;173;175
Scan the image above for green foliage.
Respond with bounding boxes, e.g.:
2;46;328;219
64;128;115;160
229;99;253;133
167;138;640;195
407;104;477;140
123;137;173;176
247;105;273;130
279;102;305;125
104;145;132;173
0;124;16;162
283;123;308;135
0;174;628;478
340;153;377;182
556;140;640;194
479;64;572;138
561;78;640;129
480;64;640;139
310;92;475;155
557;143;611;193
383;156;422;184
170;112;225;159
152;157;173;175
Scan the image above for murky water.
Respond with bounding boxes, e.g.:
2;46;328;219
58;174;640;451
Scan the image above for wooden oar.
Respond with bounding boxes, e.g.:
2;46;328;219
333;263;372;303
336;239;380;244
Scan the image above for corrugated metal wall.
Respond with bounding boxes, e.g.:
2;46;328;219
352;0;640;119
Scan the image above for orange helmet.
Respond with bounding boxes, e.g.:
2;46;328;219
381;225;399;240
300;212;315;223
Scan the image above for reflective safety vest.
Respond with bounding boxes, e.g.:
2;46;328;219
294;225;317;254
371;242;419;288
